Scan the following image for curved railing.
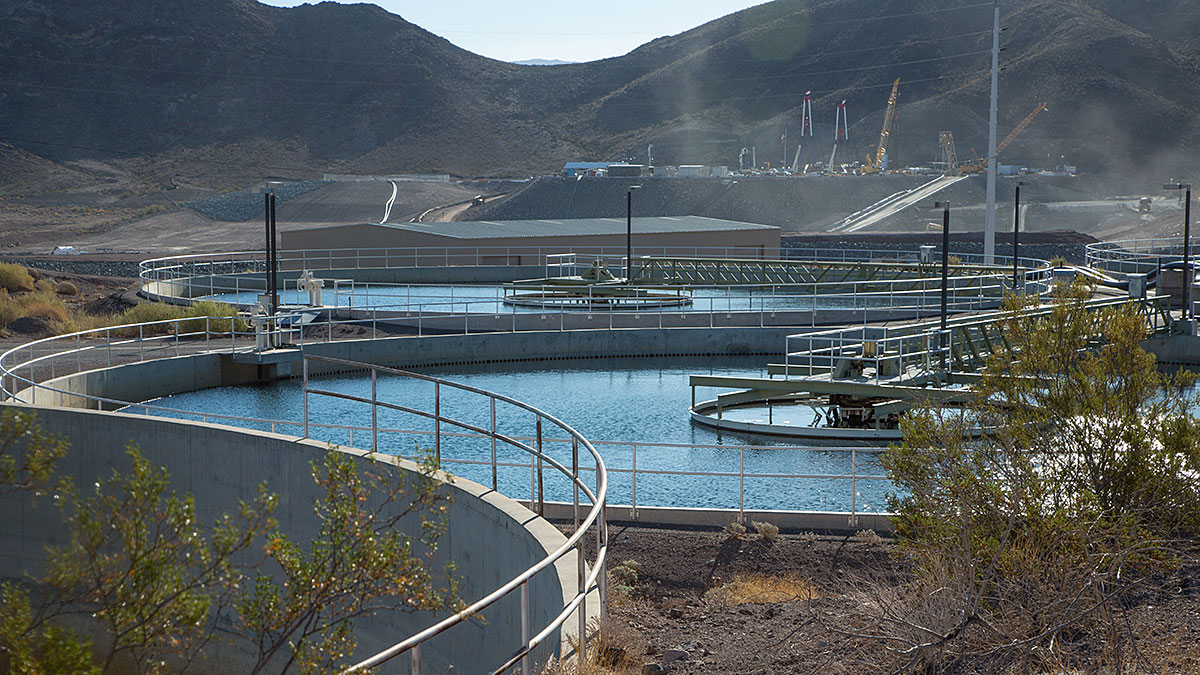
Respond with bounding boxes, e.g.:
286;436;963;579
138;250;1053;323
1086;238;1200;274
0;324;609;673
0;320;890;519
139;246;1052;301
301;356;607;674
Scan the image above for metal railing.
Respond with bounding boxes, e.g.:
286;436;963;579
142;271;1038;324
0;320;890;519
1086;238;1200;274
138;245;787;288
785;324;947;383
782;294;1174;382
300;356;607;675
139;245;1052;293
0;316;249;402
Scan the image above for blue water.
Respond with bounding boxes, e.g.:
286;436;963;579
208;283;950;315
131;357;892;513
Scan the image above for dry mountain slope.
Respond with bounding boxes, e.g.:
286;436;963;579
0;0;1198;183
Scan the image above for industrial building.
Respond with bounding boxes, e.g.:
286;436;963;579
561;162;612;177
280;215;780;263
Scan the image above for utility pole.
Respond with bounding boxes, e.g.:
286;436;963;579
984;0;1001;264
626;185;641;283
1013;181;1025;292
936;201;951;375
261;183;280;318
1164;182;1192;320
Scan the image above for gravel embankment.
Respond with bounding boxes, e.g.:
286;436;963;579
0;259;143;278
185;180;332;222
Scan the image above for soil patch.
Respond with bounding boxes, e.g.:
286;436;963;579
586;526;1200;674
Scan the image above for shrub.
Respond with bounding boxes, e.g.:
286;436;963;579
546;618;643;675
722;521;747;540
110;302;187;336
0;263;34;292
19;300;68;325
184;299;248;334
55;281;78;296
854;529;883;545
708;573;818;606
751;520;779;541
608;559;641;596
877;284;1200;671
0;289;18;328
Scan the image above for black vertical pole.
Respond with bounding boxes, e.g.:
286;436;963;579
1013;183;1021;293
263;192;272;313
626;189;633;284
940;203;950;373
269;192;278;317
1185;187;1192;320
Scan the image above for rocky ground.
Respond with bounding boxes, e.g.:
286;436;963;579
584;525;1200;674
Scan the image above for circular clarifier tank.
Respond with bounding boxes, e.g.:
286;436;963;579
130;356;892;514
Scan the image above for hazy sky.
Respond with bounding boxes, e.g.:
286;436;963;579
258;1;769;63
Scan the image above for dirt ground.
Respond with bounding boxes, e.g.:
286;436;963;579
591;525;1200;674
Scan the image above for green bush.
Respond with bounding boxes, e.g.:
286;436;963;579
0;263;34;292
878;284;1200;671
184;299;248;334
108;300;247;337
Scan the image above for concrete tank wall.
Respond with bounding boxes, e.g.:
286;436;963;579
0;404;578;673
27;327;804;409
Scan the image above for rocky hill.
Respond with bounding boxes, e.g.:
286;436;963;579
2;0;1198;186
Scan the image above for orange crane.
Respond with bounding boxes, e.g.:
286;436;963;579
862;78;900;174
960;102;1048;173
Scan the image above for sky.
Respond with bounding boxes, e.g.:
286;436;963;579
258;0;770;63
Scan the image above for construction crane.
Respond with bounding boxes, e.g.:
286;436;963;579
938;131;959;175
828;100;849;173
862;78;900;174
960;102;1048;173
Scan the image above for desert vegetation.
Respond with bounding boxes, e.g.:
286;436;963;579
0;410;459;673
0;263;246;338
873;283;1200;671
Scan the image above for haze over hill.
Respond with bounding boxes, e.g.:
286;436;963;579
1;0;1198;187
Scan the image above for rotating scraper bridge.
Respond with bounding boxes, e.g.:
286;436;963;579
0;238;1185;673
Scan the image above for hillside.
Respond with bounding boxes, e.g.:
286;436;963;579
1;0;1198;186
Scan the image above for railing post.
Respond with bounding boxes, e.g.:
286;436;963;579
599;508;608;621
850;447;859;528
411;644;422;675
303;357;309;438
577;536;587;664
521;581;531;675
371;368;378;452
491;398;498;492
631;443;638;519
739;447;745;524
434;382;441;466
536;417;545;517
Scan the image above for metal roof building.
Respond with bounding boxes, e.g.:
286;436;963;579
561;162;612;176
281;215;780;261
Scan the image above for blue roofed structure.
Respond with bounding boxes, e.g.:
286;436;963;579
562;162;612;177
